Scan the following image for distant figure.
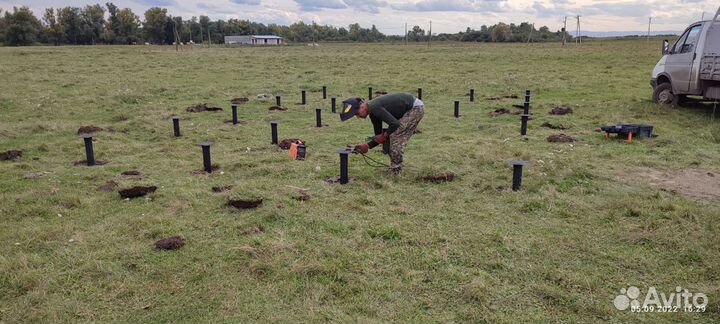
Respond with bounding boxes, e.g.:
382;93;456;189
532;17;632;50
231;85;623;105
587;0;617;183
340;93;424;176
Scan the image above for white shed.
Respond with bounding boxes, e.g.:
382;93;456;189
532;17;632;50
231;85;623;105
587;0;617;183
225;35;284;45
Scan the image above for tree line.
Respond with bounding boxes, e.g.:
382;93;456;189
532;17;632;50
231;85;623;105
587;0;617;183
0;4;570;46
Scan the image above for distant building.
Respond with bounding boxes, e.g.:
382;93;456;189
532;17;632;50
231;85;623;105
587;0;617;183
224;35;284;45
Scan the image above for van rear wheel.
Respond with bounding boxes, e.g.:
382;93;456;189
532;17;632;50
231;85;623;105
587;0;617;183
653;83;680;105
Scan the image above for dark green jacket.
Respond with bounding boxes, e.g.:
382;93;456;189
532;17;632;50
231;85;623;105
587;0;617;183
367;93;415;148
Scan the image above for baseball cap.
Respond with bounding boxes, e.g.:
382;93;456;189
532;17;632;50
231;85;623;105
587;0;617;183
340;97;362;121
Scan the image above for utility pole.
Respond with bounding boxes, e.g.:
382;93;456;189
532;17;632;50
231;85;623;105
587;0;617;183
576;15;581;45
647;17;652;41
702;12;706;20
404;23;408;46
427;20;432;47
562;16;567;46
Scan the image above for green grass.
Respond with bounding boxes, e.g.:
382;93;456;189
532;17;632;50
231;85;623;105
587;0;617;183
0;41;719;323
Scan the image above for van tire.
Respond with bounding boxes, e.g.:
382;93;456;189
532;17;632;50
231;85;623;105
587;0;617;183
653;83;679;106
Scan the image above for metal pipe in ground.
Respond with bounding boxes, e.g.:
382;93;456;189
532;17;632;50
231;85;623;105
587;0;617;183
454;101;460;118
270;121;278;145
470;89;475;102
83;135;95;166
418;88;423;100
276;95;281;107
338;149;350;185
172;116;180;137
316;108;322;127
521;114;530;136
301;90;306;105
200;142;213;173
368;87;373;100
331;97;337;113
322;86;327;99
510;160;528;191
231;104;238;125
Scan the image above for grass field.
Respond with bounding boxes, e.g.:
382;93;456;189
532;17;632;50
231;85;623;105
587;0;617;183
1;40;719;323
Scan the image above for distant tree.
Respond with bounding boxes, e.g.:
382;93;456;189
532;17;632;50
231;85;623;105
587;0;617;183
57;7;82;44
4;6;42;46
81;4;105;44
0;9;6;44
408;25;425;42
491;22;512;42
42;8;64;45
116;7;140;44
143;7;167;44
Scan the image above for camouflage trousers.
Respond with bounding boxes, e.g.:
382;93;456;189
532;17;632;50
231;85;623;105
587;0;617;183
388;104;424;174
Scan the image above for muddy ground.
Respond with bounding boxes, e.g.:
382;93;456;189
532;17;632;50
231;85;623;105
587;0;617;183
269;105;287;111
230;97;249;105
228;199;263;209
0;150;22;161
547;134;576;143
541;122;569;130
77;126;103;135
550;106;573;115
97;181;119;192
212;185;233;193
155;236;184;250
186;103;223;113
119;186;157;199
419;173;455;183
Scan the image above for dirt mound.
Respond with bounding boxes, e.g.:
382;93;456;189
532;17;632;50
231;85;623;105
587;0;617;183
231;97;249;105
212;185;233;193
547;134;576;143
228;199;263;210
241;225;265;235
155;236;184;250
279;138;303;150
74;160;107;166
77;126;103;135
486;97;501;101
192;164;221;175
121;170;141;176
420;173;455;183
541;122;569;130
0;150;22;161
489;108;511;117
293;192;311;201
119;186;157;199
97;180;118;192
186;103;223;112
374;91;388;95
269;106;287;111
504;94;519;99
634;168;720;202
550;106;573;115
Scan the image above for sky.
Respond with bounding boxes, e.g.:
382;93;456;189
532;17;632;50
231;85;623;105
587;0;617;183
1;0;716;35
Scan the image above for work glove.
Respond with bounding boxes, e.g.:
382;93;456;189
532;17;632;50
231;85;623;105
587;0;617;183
373;132;388;144
354;143;369;154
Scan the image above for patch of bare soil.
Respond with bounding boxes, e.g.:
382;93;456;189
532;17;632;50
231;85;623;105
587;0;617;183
541;122;569;130
212;185;233;193
155;236;184;250
192;164;221;175
228;199;263;210
241;225;265;235
224;120;248;125
269;105;287;111
325;176;353;184
489;108;511;117
77;126;103;135
547;134;576;143
635;168;720;202
0;150;22;161
279;138;303;150
186;103;223;112
419;173;455;183
374;91;388;95
485;96;501;101
550;106;573;115
293;192;311;201
119;186;157;199
121;170;142;176
97;180;119;192
24;171;49;179
231;97;249;105
504;94;519;99
74;160;108;166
